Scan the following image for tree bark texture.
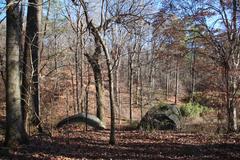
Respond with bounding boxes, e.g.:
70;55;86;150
85;50;104;122
5;0;28;147
21;0;42;132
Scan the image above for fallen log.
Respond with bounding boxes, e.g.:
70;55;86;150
56;113;106;130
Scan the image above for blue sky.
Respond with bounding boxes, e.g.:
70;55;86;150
0;0;6;22
0;0;231;31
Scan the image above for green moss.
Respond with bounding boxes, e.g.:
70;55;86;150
155;103;171;111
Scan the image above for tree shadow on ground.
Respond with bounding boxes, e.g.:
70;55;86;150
0;130;240;160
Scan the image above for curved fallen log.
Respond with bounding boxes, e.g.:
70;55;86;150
56;113;106;130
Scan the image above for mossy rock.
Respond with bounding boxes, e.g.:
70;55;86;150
138;104;182;131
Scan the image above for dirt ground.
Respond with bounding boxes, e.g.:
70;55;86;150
0;125;240;160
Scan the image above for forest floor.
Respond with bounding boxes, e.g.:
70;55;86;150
0;124;240;160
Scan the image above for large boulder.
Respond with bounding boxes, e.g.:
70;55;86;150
138;104;182;130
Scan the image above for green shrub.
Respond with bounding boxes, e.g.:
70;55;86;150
185;92;223;108
180;102;212;117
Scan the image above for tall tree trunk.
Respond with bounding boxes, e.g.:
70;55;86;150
21;0;31;134
71;71;76;113
135;59;140;106
225;66;237;132
85;64;91;131
79;0;105;122
5;0;28;147
174;57;179;104
93;64;104;121
128;52;133;124
227;100;237;132
80;22;84;112
22;0;42;133
101;35;115;145
113;57;120;122
140;66;143;119
19;0;25;71
118;83;122;124
148;63;155;103
85;53;104;121
166;72;169;100
102;49;116;144
191;42;196;102
79;0;115;145
32;0;42;132
75;25;80;113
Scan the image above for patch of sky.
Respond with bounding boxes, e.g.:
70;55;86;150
0;0;6;22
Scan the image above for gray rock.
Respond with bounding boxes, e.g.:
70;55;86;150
139;104;182;130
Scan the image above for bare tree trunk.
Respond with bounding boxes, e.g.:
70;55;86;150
80;23;84;112
19;0;25;71
75;25;80;113
118;84;122;125
166;72;169;100
31;0;42;132
140;66;143;119
227;100;237;132
135;52;141;106
113;57;120;122
102;34;116;145
21;0;42;133
113;69;118;110
0;52;6;87
71;71;76;113
88;21;115;146
148;62;155;103
114;48;122;125
79;0;105;123
225;66;237;132
21;36;31;135
174;57;179;104
5;0;28;147
107;59;115;145
85;64;91;131
85;53;104;121
228;0;238;132
78;0;122;145
128;51;133;124
191;42;196;102
21;1;34;134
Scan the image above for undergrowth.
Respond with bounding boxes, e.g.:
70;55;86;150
180;102;213;117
